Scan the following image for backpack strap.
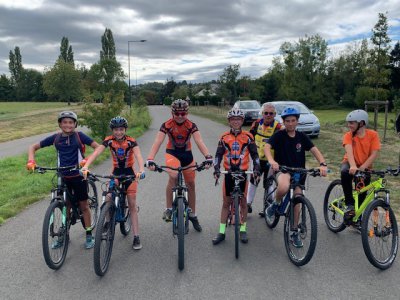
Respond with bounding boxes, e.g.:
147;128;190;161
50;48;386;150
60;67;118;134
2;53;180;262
75;131;86;157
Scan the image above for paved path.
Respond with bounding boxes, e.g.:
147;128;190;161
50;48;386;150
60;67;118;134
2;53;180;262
0;106;399;299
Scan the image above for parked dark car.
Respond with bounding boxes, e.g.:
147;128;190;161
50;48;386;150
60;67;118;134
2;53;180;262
267;101;320;138
232;100;261;124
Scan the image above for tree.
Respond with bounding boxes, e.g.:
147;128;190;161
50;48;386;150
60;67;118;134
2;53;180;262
389;41;400;91
219;64;240;104
0;74;14;100
9;46;23;84
17;69;46;101
100;28;116;60
43;59;82;103
59;37;74;64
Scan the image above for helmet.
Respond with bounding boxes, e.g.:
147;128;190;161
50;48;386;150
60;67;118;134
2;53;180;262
109;116;128;129
58;111;77;123
171;99;189;112
346;109;368;126
281;107;300;120
227;108;245;119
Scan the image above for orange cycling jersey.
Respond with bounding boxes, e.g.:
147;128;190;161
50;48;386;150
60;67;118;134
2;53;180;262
160;119;198;151
102;135;138;170
214;130;259;171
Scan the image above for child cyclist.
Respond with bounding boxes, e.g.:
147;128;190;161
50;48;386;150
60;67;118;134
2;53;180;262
27;111;100;249
146;99;213;232
212;108;261;245
81;116;145;250
341;110;380;221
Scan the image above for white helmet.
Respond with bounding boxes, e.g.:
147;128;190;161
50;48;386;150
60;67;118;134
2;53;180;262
227;108;245;119
346;109;368;126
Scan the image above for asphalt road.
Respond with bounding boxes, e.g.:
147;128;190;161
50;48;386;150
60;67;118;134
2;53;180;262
1;106;399;299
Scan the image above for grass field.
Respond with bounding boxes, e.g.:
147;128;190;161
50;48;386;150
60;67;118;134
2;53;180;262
0;102;84;142
190;105;400;215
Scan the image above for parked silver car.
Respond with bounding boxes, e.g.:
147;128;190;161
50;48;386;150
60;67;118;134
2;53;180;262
233;100;261;124
266;101;320;138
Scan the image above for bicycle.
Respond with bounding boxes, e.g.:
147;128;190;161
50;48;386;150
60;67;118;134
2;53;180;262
149;161;207;271
324;167;399;270
217;170;253;259
36;165;98;270
87;172;137;276
264;166;320;266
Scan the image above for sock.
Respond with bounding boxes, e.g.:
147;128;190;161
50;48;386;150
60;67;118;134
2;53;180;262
240;222;247;232
247;183;257;204
219;223;226;234
86;228;92;236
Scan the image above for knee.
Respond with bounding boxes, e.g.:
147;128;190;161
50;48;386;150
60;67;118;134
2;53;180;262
186;181;195;190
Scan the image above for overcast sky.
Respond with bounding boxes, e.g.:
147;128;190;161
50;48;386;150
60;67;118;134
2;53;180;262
0;0;399;84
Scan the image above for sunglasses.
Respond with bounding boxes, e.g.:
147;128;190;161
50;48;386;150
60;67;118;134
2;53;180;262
264;112;275;116
174;112;188;117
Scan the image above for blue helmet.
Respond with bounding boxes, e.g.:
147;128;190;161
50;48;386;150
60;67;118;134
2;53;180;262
281;107;300;120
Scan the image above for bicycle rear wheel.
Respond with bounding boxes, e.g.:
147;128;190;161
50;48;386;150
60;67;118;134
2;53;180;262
94;202;116;276
87;180;99;230
284;196;317;266
234;194;240;259
120;195;132;236
177;197;185;270
323;179;346;233
42;199;69;270
361;199;398;270
263;177;279;228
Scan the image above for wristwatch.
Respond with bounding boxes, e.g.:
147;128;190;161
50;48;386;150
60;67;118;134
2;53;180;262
320;162;327;167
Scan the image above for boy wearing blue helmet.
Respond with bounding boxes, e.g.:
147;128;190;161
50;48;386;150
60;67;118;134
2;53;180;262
264;106;327;247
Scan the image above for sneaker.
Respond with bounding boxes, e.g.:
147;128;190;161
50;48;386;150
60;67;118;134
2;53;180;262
132;236;142;250
343;205;355;225
258;210;265;217
247;203;253;214
51;238;64;249
162;209;172;222
290;232;303;248
85;235;95;249
188;214;202;232
212;233;225;245
240;231;248;244
266;201;279;218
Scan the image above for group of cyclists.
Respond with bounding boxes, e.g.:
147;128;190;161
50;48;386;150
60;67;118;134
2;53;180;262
26;98;380;252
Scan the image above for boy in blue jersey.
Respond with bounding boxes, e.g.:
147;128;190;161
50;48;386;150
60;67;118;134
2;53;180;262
27;111;100;249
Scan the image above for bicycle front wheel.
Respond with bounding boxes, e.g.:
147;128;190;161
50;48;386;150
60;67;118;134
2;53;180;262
42;199;69;270
87;180;99;230
177;197;185;270
323;179;346;233
94;202;116;276
361;199;398;270
120;195;132;236
263;182;279;229
284;196;317;266
234;194;240;259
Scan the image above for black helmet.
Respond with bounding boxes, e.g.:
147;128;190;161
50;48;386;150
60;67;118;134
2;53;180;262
109;116;128;129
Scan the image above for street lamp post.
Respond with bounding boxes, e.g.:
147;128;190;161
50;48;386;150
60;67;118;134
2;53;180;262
128;39;146;109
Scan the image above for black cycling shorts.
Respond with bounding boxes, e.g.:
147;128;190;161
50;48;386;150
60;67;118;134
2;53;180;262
64;176;89;202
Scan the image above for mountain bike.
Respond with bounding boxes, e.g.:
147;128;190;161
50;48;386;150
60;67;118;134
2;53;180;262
324;167;399;270
218;170;253;259
150;161;207;271
87;172;137;276
37;165;98;270
264;166;320;266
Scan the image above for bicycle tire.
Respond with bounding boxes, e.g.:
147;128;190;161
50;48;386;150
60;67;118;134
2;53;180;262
119;194;132;236
177;197;185;270
263;185;279;229
234;194;240;259
284;196;317;266
87;180;99;230
94;201;116;276
42;199;69;270
361;198;398;270
323;179;346;233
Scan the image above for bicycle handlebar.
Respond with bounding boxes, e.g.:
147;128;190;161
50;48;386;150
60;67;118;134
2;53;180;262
146;161;209;173
87;172;137;181
354;167;400;178
279;166;321;177
35;165;78;174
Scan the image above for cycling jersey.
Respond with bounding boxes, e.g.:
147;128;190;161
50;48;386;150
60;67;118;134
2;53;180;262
214;129;260;172
250;119;281;160
102;135;138;170
160;119;198;151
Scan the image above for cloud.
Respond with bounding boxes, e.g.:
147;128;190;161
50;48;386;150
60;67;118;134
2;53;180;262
0;0;399;83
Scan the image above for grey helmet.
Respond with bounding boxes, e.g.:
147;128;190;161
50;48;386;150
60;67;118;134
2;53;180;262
58;111;78;127
227;108;245;119
346;109;368;126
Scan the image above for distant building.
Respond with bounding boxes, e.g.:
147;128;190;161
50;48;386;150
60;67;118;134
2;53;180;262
195;83;219;97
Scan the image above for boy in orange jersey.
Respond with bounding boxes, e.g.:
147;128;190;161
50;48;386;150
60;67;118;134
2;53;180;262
341;110;380;220
82;116;145;250
146;99;213;232
212;108;261;245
